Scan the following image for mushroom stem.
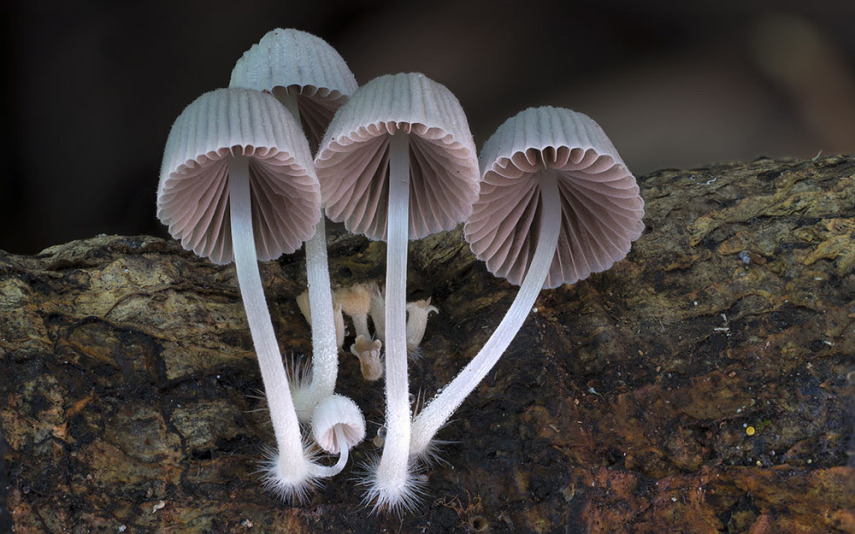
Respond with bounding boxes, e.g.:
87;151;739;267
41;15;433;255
227;155;309;489
308;425;349;478
373;131;414;504
275;91;340;422
294;212;339;420
410;169;562;458
352;312;371;340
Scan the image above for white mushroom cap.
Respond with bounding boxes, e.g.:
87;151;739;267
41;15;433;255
229;28;358;148
464;106;645;288
314;73;480;241
157;87;321;264
311;394;366;454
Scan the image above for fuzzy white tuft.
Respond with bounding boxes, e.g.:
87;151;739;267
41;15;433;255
257;443;322;504
358;454;427;516
285;355;317;422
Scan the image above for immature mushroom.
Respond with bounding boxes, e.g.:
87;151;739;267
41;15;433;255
230;28;358;422
336;283;385;380
351;336;383;381
335;283;373;339
157;87;328;501
315;73;480;513
405;298;438;357
409;106;645;459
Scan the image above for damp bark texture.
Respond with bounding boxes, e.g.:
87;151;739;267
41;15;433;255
2;155;854;533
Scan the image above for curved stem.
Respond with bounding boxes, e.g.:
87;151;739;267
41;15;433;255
275;91;339;422
352;313;371;340
228;156;305;467
308;425;349;478
410;169;562;457
295;213;339;421
374;132;413;497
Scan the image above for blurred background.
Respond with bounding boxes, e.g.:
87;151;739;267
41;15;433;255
1;1;854;255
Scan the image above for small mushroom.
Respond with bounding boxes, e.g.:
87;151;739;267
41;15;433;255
405;298;438;357
334;284;384;380
409;106;645;460
230;28;358;422
310;394;366;477
351;335;383;381
157;87;325;502
315;73;480;513
335;283;373;340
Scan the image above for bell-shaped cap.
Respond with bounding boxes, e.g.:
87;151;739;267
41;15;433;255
464;106;644;288
314;73;480;241
311;394;366;454
157;87;321;264
229;28;358;147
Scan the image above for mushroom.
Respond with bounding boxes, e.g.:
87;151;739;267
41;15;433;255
351;336;383;381
229;28;358;151
230;28;358;422
405;298;438;357
314;73;480;513
335;283;373;340
336;283;385;380
310;394;367;477
157;87;328;501
409;106;645;459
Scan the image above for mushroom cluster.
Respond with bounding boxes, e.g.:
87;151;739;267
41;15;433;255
156;28;644;514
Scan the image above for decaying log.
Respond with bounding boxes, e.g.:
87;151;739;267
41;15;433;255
1;155;854;533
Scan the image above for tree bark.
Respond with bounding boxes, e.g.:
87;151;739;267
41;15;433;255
2;155;854;533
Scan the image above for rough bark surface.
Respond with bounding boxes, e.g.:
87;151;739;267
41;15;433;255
1;155;854;533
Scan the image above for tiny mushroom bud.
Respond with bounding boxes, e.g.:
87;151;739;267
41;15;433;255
405;298;438;357
410;106;645;460
230;28;358;422
315;73;480;513
336;283;373;340
351;335;384;381
157;87;325;502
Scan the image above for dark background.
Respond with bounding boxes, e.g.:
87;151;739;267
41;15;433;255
2;1;854;255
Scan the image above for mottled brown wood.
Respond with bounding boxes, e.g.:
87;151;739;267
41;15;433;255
2;155;854;533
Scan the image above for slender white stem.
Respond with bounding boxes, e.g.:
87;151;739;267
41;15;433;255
374;132;413;499
275;91;339;422
294;213;339;420
228;156;305;469
352;313;371;340
410;169;563;457
308;425;349;478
